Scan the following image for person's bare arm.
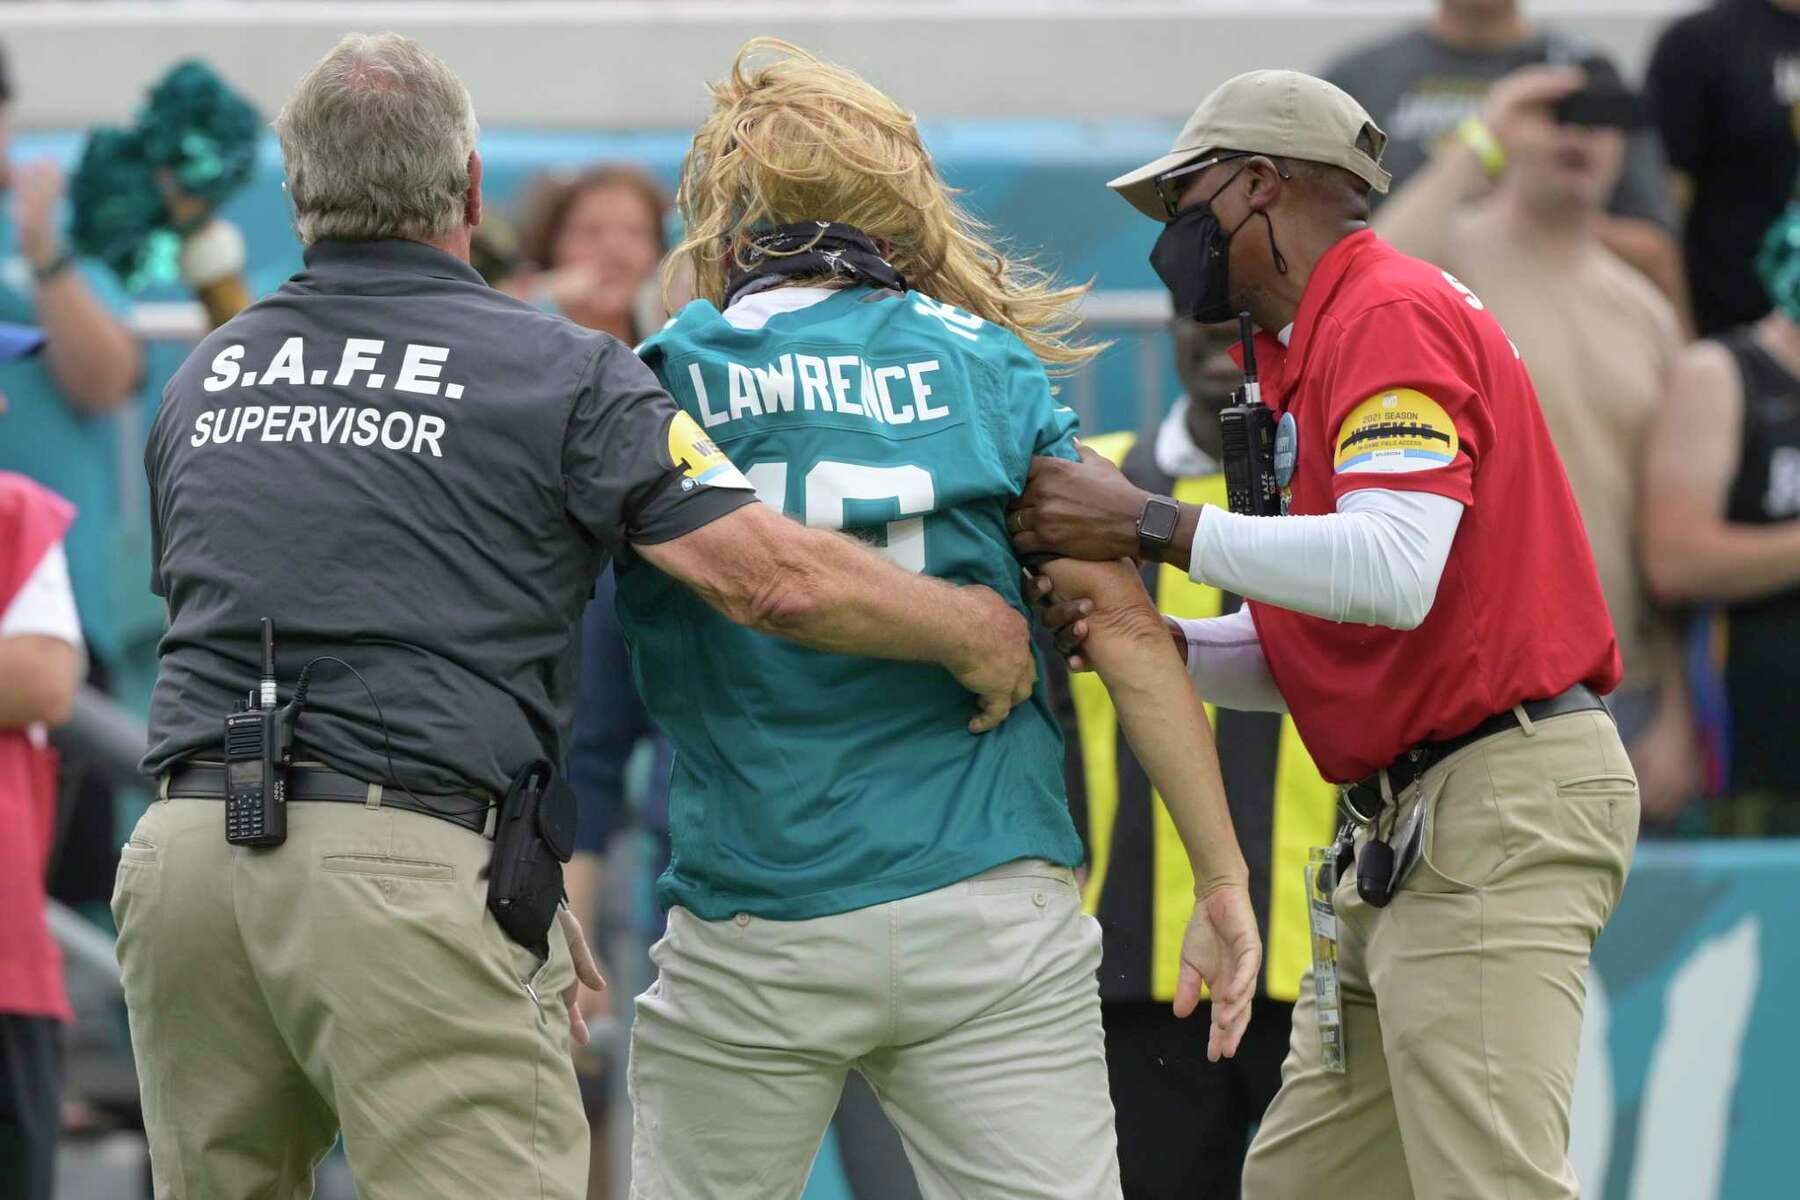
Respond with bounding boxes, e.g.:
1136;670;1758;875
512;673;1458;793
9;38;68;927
1627;622;1701;824
1642;341;1800;603
560;852;612;1041
1371;135;1487;267
1040;555;1260;1059
15;163;142;413
1374;65;1582;267
563;854;605;939
34;272;141;412
0;634;81;729
637;501;1034;732
1046;557;1248;893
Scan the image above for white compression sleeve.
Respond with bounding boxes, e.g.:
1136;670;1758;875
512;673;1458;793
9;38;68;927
1174;606;1287;713
1188;488;1464;629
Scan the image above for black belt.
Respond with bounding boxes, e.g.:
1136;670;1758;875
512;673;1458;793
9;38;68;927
1341;684;1608;820
165;762;492;835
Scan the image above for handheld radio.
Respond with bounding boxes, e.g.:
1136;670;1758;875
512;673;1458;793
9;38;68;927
223;618;293;847
1218;312;1282;517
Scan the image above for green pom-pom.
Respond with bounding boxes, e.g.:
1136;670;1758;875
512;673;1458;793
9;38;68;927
68;127;170;290
67;61;260;291
1756;204;1800;322
138;61;260;209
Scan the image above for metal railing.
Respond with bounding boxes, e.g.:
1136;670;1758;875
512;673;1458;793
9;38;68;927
1069;289;1173;435
48;686;151;990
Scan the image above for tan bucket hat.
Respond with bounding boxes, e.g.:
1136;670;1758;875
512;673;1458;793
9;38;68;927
1109;69;1391;221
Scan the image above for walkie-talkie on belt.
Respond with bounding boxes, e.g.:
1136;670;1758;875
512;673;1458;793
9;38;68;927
223;618;294;847
1219;311;1282;517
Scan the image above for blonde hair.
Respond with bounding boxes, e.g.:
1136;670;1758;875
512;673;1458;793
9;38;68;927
668;38;1102;372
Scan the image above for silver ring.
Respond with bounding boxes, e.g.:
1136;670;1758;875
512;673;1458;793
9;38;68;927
1339;784;1380;826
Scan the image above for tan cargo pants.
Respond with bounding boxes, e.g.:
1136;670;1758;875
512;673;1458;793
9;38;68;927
112;793;587;1199
628;859;1122;1200
1242;708;1640;1200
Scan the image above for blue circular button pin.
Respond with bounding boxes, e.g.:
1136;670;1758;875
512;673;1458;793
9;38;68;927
1274;411;1299;488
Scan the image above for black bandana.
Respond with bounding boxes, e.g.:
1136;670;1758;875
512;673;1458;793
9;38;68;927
723;221;908;309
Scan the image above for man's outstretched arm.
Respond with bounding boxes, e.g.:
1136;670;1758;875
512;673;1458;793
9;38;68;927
637;501;1035;733
1010;446;1463;631
1039;555;1261;1060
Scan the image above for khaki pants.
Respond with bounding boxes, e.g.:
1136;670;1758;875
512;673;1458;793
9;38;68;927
628;859;1121;1199
112;795;587;1199
1243;709;1640;1200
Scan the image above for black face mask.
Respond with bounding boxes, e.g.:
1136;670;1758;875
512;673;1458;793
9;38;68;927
1149;166;1284;324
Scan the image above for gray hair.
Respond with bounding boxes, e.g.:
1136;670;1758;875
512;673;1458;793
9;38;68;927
275;33;480;246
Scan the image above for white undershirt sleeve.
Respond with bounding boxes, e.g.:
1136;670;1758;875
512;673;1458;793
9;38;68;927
1173;606;1287;713
1;540;85;650
1188;488;1464;630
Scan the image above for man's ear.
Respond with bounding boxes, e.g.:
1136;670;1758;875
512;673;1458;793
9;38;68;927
1243;156;1288;213
465;150;484;229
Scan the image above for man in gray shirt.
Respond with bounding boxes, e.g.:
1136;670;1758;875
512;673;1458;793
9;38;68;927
1323;0;1686;308
117;34;1033;1200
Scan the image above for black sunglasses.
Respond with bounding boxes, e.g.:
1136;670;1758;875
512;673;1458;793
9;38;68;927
1153;151;1254;219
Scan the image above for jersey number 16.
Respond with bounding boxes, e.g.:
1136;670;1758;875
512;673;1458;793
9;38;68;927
744;460;936;573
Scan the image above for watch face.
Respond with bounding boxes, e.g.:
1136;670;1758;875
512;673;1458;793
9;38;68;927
1141;498;1179;542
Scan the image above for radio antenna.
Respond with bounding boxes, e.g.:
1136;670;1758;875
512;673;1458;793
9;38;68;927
259;618;277;709
1237;312;1261;406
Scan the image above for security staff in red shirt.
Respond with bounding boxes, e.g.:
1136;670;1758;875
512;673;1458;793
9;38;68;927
1012;71;1639;1200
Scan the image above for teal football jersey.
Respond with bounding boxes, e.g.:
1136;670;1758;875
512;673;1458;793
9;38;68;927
618;284;1085;920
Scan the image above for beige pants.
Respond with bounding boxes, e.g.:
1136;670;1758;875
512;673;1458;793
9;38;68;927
1242;709;1640;1200
112;795;587;1199
628;859;1121;1199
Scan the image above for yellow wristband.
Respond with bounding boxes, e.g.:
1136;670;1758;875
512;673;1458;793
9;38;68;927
1456;116;1507;178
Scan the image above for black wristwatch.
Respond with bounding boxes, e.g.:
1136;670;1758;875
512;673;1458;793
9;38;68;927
1136;495;1181;562
32;250;76;285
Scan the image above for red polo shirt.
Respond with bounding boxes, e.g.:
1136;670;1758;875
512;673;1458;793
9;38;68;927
1241;230;1620;782
0;471;76;1022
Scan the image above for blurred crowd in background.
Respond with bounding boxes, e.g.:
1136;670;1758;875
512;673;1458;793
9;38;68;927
4;0;1799;1196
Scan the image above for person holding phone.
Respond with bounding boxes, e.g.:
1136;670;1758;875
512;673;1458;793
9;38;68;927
1319;0;1684;308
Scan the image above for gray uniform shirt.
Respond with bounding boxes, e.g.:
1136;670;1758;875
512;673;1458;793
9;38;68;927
1322;27;1676;229
143;238;754;795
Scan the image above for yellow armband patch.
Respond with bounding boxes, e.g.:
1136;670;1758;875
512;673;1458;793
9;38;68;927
668;410;753;491
1333;389;1459;475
